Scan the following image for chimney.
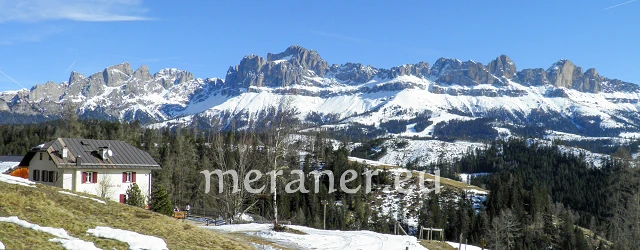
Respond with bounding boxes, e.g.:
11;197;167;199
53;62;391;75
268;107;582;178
76;155;81;167
99;146;109;161
62;146;68;160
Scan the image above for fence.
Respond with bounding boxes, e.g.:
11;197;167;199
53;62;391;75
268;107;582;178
187;208;290;226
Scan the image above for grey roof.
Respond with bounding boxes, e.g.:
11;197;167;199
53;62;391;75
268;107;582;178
0;156;23;162
20;138;160;169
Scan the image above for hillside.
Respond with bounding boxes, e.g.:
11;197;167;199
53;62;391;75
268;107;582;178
0;174;250;250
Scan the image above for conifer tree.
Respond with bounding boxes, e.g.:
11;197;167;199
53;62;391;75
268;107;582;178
149;184;173;216
125;183;145;208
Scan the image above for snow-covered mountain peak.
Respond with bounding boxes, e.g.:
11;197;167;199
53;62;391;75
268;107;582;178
1;45;640;143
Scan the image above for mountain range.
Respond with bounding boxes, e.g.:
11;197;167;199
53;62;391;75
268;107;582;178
2;45;640;142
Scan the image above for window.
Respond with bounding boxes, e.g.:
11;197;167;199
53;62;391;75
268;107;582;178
122;172;136;183
33;170;40;181
42;170;49;182
82;172;97;184
48;171;56;183
39;152;42;161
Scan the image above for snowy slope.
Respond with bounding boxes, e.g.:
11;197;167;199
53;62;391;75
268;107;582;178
376;139;485;167
149;74;640;144
2;46;640;146
207;223;428;250
0;162;18;174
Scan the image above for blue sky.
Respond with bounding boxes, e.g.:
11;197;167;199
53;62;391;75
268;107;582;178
0;0;637;91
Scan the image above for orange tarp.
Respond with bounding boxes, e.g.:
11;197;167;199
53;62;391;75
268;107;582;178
9;167;28;179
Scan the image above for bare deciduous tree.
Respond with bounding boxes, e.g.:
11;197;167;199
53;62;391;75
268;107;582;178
486;209;521;250
204;119;261;224
265;97;299;226
96;174;115;199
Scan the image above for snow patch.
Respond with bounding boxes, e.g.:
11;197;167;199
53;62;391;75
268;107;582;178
235;213;254;222
446;241;485;250
207;223;428;250
0;173;36;187
87;226;168;250
0;162;18;174
0;216;100;250
58;191;106;204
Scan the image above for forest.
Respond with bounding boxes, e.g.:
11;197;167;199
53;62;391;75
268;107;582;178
0;114;638;249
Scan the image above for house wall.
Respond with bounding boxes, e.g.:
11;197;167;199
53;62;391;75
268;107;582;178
27;151;153;203
28;152;65;188
73;168;152;203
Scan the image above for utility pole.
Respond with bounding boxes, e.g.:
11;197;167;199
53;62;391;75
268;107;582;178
321;200;328;229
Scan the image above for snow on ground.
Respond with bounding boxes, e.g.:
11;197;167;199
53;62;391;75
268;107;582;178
235;213;254;222
377;139;485;167
446;241;485;250
87;226;168;250
556;145;608;168
348;156;396;167
0;216;100;250
0;240;4;250
0;173;36;187
0;162;18;174
544;130;630;143
58;191;106;204
620;132;640;139
459;173;490;185
527;138;608;168
348;156;487;230
207;223;428;250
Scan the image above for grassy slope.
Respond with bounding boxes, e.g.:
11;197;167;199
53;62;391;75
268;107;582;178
419;240;455;250
367;163;489;193
0;181;251;250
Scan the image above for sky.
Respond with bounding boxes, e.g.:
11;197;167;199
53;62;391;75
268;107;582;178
0;0;638;91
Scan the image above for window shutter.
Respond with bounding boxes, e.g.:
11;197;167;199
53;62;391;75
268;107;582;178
120;194;125;203
82;172;87;184
122;172;127;183
132;172;136;183
92;172;98;183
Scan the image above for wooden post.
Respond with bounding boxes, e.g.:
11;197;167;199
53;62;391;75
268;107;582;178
322;200;328;230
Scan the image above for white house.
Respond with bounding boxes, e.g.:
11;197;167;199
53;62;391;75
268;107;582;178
19;138;161;203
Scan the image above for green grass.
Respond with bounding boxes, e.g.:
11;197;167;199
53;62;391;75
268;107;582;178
0;181;251;250
419;240;455;250
364;163;489;193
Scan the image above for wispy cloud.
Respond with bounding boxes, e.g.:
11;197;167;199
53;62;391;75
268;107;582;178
311;31;364;44
604;0;636;10
0;0;152;22
0;26;63;45
0;70;26;89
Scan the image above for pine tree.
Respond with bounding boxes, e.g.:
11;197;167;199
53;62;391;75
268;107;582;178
125;183;145;208
149;184;173;216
